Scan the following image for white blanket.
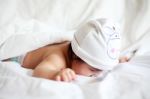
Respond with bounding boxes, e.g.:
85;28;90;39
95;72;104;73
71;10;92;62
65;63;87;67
1;55;150;99
1;0;150;99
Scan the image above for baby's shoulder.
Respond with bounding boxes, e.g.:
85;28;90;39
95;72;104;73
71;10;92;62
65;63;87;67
44;49;66;67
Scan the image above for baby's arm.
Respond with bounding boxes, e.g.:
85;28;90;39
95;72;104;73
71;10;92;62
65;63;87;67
33;56;76;82
33;59;60;80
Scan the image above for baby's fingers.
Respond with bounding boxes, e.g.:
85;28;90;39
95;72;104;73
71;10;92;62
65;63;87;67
119;56;129;63
61;72;69;82
69;70;76;80
61;69;76;82
55;75;61;81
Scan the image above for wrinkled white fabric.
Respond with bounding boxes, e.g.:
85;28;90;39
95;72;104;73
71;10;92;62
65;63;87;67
71;19;121;70
0;0;150;99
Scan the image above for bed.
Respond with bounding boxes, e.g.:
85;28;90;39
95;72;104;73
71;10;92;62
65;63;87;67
0;0;150;99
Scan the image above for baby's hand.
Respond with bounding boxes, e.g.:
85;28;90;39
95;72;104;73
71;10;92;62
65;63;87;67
54;68;76;82
119;56;129;63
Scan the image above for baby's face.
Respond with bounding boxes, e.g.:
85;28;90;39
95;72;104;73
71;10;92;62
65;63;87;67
71;59;101;77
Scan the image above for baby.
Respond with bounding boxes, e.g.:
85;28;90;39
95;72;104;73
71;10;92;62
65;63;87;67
4;18;123;82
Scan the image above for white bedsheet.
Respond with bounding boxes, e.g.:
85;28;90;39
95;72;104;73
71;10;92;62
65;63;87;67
0;55;150;99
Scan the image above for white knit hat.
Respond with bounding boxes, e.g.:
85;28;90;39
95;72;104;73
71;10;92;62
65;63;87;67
71;18;121;70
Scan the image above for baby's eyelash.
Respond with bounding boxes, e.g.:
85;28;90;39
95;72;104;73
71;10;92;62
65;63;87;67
90;68;96;71
89;67;100;72
88;74;97;77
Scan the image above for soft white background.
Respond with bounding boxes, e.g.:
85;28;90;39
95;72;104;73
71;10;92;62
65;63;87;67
0;0;150;58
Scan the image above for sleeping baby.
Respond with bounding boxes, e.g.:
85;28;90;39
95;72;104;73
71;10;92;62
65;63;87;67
3;18;126;82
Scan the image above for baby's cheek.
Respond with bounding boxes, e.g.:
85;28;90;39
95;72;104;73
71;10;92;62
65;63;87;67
72;61;94;76
81;69;94;76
